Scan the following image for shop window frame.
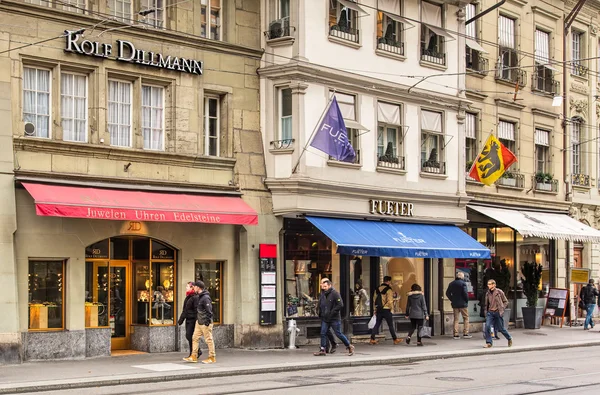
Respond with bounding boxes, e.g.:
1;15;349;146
194;260;224;325
28;259;66;332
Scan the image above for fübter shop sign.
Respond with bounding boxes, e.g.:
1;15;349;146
64;30;203;75
369;199;414;217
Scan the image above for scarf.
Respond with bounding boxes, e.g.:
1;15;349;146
186;289;195;297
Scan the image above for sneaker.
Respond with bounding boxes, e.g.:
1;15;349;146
393;338;403;345
201;356;216;364
330;344;337;354
508;339;513;347
417;342;423;347
183;355;198;363
453;335;460;339
369;339;378;345
405;336;411;345
313;349;326;356
483;343;492;348
347;345;355;356
463;334;473;339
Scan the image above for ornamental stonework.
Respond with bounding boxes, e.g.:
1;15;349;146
570;98;588;120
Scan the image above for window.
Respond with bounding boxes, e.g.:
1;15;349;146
465;112;478;165
498;120;516;155
380;257;424;314
279;88;292;142
195;262;223;324
62;0;85;13
25;0;50;5
279;0;290;19
329;91;360;163
535;129;550;174
498;15;519;82
421;110;444;174
85;261;109;328
572;120;582;175
111;0;132;22
534;29;555;93
376;0;404;55
421;1;446;65
61;72;87;142
23;67;51;138
141;0;164;28
572;31;586;77
108;80;132;147
377;101;403;169
142;85;164;150
465;3;486;72
28;261;65;330
201;0;221;40
204;96;220;156
329;0;361;43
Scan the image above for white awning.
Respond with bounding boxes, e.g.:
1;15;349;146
383;11;414;27
466;38;488;54
344;119;369;131
338;0;369;15
424;24;456;41
468;205;600;242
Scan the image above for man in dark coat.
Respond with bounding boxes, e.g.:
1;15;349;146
184;281;216;364
446;271;471;339
313;278;355;356
580;278;599;330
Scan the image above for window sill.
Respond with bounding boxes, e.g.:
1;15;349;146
376;166;406;175
266;36;295;47
496;184;524;191
269;147;294;155
466;177;484;185
420;171;448;180
533;189;559;195
570;73;588;82
328;35;361;50
28;328;65;332
375;48;406;62
495;78;524;89
327;159;362;169
466;68;487;79
419;59;447;71
573;184;591;192
531;89;555;98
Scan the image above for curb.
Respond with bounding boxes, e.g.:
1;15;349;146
2;340;600;394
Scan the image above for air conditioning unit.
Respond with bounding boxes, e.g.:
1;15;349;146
24;122;36;136
268;17;290;39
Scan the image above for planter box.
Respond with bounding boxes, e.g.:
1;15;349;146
423;167;440;174
522;306;544;329
499;178;516;187
536;182;552;191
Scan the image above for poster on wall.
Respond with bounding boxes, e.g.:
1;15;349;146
259;244;277;326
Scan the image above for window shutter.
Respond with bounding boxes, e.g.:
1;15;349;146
465;4;476;39
535;30;549;64
535;129;549;146
498;121;515;141
465;113;477;139
498;15;515;48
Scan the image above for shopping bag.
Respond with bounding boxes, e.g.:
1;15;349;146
418;321;432;338
367;315;377;329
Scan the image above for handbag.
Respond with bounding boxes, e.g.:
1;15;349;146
367;314;377;330
418;320;432;338
578;299;586;311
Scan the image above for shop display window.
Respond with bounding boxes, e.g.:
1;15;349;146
151;262;175;325
380;257;424;314
84;261;109;328
28;260;65;330
350;256;371;317
195;261;223;324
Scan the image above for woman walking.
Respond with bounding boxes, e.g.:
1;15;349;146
178;281;202;358
405;284;429;346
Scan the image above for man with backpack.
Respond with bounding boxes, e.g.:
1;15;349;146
580;278;599;330
370;276;402;345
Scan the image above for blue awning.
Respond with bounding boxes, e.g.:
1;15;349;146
306;216;491;259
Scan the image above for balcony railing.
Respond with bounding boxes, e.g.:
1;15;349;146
377;155;405;170
495;67;527;87
270;139;294;150
329;25;359;43
467;50;489;76
533;177;559;193
421;161;446;175
572;173;590;187
265;17;292;40
532;70;560;95
572;63;588;78
329;150;360;165
420;46;446;66
496;172;525;188
377;38;404;56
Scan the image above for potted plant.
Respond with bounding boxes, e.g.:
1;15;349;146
535;172;553;191
466;160;474;173
495;259;512;323
499;170;516;187
423;148;441;173
521;261;543;329
378;142;399;165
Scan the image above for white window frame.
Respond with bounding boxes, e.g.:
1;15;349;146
328;90;360;163
279;87;292;142
465;112;478;163
62;0;86;13
108;79;133;148
23;66;52;139
377;11;403;48
111;0;132;23
498;120;517;156
141;84;165;151
204;95;220;156
61;72;88;143
377;125;401;159
201;0;222;41
141;0;165;29
572;120;582;175
278;0;290;19
534;128;550;174
25;0;51;6
420;109;444;171
465;3;477;39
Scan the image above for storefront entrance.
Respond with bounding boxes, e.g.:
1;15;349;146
85;237;177;351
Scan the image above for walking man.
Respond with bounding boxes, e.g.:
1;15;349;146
184;281;216;364
370;276;402;345
483;279;512;348
580;278;599;330
446;272;472;339
314;278;355;356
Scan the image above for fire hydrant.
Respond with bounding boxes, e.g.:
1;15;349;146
287;319;300;349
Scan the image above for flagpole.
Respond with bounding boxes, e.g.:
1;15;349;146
292;94;336;174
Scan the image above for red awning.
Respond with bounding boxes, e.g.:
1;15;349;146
22;183;258;226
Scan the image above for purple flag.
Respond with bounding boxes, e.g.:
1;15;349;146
309;97;356;163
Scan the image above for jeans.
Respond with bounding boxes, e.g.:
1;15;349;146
370;309;397;340
407;318;424;342
320;320;350;350
484;311;511;345
584;304;596;329
453;307;469;336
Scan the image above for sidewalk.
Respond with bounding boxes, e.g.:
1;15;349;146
2;325;599;394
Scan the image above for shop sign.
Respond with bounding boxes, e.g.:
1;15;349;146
369;199;414;217
65;30;203;75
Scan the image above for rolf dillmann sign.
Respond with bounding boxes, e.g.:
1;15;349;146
64;30;203;75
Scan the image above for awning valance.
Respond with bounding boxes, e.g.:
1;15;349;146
306;216;490;259
22;183;258;225
468;205;600;242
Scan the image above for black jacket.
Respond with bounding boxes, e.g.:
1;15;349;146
580;284;599;305
318;288;344;323
446;278;469;308
196;290;214;326
178;293;199;325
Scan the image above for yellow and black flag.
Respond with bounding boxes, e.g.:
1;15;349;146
468;135;517;186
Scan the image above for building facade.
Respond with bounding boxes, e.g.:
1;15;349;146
0;0;280;364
